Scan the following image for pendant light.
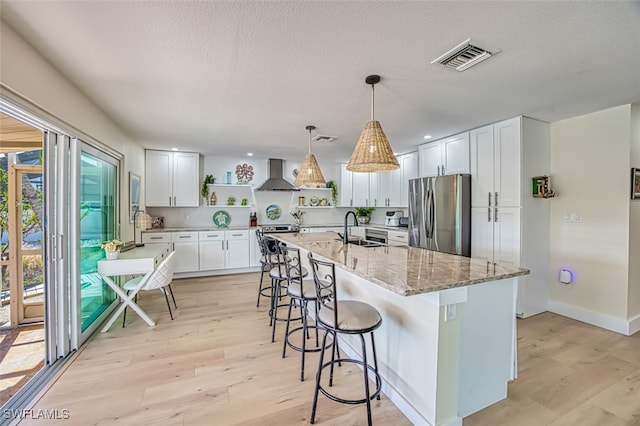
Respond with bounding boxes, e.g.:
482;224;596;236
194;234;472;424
294;125;326;187
347;75;400;172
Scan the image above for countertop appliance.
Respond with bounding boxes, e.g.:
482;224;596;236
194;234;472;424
408;174;471;256
260;224;299;233
385;211;404;227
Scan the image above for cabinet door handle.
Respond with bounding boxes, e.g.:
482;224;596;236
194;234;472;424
179;235;190;239
231;233;243;237
488;192;492;207
437;165;440;176
495;192;498;207
221;241;224;250
150;236;163;240
174;196;177;205
488;207;491;222
169;196;172;206
441;164;445;175
226;240;229;250
495;207;498;222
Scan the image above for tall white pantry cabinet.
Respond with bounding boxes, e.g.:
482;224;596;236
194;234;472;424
470;116;550;318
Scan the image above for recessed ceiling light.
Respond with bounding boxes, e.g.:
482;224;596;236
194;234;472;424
247;152;253;156
171;147;178;151
423;135;432;140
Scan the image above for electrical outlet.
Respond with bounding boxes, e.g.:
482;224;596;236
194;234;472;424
445;304;456;321
563;212;583;223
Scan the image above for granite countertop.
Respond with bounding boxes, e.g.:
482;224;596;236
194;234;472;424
273;232;530;297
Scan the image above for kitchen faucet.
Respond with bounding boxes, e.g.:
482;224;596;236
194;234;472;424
342;210;359;244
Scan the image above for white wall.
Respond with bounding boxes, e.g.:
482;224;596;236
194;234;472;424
549;105;633;331
1;20;144;241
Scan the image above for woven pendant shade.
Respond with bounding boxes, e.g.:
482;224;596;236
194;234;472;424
294;153;326;187
347;75;399;172
347;120;399;172
294;125;326;187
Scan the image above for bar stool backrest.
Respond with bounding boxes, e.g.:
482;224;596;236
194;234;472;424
308;252;338;329
278;243;313;294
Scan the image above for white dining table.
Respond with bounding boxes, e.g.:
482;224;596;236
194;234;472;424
97;244;171;332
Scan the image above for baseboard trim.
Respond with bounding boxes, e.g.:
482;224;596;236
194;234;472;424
548;300;636;336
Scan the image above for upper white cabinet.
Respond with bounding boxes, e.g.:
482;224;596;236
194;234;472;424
337;151;417;208
419;132;470;177
470;118;521;208
146;150;200;207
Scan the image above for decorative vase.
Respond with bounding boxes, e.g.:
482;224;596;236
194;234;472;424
294;218;301;226
357;216;370;224
210;192;217;205
106;250;120;260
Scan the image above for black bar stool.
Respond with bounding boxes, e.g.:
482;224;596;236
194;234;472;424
279;243;328;381
307;252;382;426
254;229;274;308
267;240;307;342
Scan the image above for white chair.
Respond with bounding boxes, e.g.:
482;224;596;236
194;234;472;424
122;251;178;327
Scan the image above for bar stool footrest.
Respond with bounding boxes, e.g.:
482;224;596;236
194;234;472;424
285;325;332;354
318;358;382;405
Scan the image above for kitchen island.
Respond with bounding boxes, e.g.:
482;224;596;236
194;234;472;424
273;232;530;426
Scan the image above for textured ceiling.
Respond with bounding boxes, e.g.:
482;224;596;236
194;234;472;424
1;1;639;162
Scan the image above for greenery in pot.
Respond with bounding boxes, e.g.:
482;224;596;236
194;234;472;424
201;174;215;199
326;180;338;206
227;196;236;206
353;207;374;224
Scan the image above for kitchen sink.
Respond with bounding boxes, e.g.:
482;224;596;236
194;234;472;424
335;235;384;248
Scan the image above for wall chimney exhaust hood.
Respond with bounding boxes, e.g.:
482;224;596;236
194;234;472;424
256;159;299;191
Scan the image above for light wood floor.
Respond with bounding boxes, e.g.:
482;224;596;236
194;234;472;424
21;273;640;425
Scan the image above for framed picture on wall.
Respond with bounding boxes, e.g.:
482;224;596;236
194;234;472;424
129;172;141;223
632;168;640;200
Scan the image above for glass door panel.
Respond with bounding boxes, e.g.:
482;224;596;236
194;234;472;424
79;150;118;332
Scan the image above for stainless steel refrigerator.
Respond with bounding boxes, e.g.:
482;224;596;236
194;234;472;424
408;174;471;256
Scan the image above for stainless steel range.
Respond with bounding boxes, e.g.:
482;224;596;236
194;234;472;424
260;224;299;233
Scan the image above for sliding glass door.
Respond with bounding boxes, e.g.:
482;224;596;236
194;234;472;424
78;146;119;333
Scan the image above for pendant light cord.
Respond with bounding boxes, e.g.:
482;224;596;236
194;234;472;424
308;128;312;155
370;83;375;120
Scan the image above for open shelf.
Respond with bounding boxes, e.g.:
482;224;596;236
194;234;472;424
205;205;252;209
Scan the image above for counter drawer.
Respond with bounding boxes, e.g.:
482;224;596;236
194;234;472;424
142;232;171;244
226;230;249;240
388;231;408;242
199;231;225;241
172;232;199;242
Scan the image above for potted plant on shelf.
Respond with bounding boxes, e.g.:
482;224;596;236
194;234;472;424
101;239;124;260
201;174;215;204
326;180;338;206
353;207;374;224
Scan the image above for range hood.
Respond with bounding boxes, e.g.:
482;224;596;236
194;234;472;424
256;159;299;191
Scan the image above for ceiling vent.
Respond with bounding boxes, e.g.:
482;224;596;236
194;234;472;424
431;39;492;72
312;135;338;143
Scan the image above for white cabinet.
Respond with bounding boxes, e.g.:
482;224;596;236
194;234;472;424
146;150;200;207
419;132;470;177
198;231;226;271
399;151;418;206
142;231;199;273
198;230;249;271
471;207;521;267
469;116;550;318
338;152;417;208
470;119;520;208
172;232;199;273
388;230;409;246
338;163;352;207
226;231;250;269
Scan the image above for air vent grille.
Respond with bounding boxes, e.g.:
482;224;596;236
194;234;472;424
431;39;492;72
312;135;338;143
